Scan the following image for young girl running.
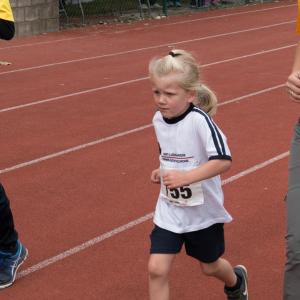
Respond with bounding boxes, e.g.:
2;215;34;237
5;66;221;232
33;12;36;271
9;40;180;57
148;49;248;300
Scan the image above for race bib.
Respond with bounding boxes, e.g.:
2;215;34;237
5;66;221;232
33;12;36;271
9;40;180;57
160;168;204;207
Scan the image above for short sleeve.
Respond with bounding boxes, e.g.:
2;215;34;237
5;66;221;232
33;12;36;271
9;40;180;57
206;122;231;160
0;0;14;22
195;114;232;161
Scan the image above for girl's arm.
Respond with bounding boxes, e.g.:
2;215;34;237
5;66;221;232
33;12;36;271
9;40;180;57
162;159;231;189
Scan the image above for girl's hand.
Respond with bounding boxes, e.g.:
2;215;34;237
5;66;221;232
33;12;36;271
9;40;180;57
162;160;231;189
151;168;161;184
162;170;189;189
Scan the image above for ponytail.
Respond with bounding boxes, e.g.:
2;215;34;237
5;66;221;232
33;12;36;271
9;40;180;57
194;84;218;116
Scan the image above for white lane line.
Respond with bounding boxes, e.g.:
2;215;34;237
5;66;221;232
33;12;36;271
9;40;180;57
0;83;285;174
0;20;294;76
0;43;293;114
18;212;155;278
222;152;289;185
0;3;295;51
17;151;289;279
0;83;285;175
0;124;153;174
201;44;296;68
219;83;285;106
0;77;148;113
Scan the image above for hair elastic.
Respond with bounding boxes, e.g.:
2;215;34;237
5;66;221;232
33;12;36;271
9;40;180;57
169;51;181;57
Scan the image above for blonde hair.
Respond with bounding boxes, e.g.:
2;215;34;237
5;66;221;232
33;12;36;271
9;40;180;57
149;49;218;116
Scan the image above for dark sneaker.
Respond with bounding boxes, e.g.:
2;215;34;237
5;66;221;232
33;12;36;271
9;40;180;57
224;265;248;300
0;241;28;289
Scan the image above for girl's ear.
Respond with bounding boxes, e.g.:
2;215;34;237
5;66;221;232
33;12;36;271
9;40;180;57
187;90;197;103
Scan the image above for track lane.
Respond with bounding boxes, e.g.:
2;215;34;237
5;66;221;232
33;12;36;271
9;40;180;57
0;157;287;299
0;87;295;267
0;21;297;109
0;2;295;67
0;48;296;168
0;8;295;107
0;2;296;299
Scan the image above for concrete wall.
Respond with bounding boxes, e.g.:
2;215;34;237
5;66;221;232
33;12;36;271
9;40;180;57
11;0;59;37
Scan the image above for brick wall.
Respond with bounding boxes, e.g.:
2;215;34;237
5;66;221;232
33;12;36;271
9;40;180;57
11;0;59;37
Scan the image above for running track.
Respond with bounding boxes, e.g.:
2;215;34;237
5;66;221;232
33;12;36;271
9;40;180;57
0;1;298;299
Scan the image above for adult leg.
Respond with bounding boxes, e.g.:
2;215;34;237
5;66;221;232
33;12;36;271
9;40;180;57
0;183;18;252
0;19;15;40
284;119;300;300
148;253;176;300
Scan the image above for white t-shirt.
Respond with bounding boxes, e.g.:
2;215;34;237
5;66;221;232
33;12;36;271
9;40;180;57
152;104;232;233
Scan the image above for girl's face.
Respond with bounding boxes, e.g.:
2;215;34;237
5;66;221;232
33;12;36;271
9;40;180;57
151;73;195;119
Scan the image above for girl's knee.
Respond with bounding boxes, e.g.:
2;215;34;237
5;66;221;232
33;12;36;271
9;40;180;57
148;260;168;279
201;260;221;276
148;255;174;279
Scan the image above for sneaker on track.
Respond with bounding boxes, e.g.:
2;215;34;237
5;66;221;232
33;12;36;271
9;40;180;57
224;265;248;300
0;240;28;289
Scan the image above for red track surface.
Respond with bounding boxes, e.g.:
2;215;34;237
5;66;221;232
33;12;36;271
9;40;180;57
0;1;298;299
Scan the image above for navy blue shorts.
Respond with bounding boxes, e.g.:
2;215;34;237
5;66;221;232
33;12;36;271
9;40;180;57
150;223;225;263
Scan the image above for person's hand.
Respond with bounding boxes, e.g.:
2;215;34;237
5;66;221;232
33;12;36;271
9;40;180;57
286;71;300;103
162;170;189;189
151;168;161;184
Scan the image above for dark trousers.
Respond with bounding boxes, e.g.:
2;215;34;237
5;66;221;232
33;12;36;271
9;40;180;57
283;119;300;299
0;183;18;252
0;19;15;41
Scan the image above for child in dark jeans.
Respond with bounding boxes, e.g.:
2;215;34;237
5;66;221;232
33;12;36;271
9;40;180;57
0;0;28;289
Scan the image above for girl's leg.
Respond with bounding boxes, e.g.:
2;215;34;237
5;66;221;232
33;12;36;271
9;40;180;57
148;253;176;300
200;259;248;299
200;257;236;286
